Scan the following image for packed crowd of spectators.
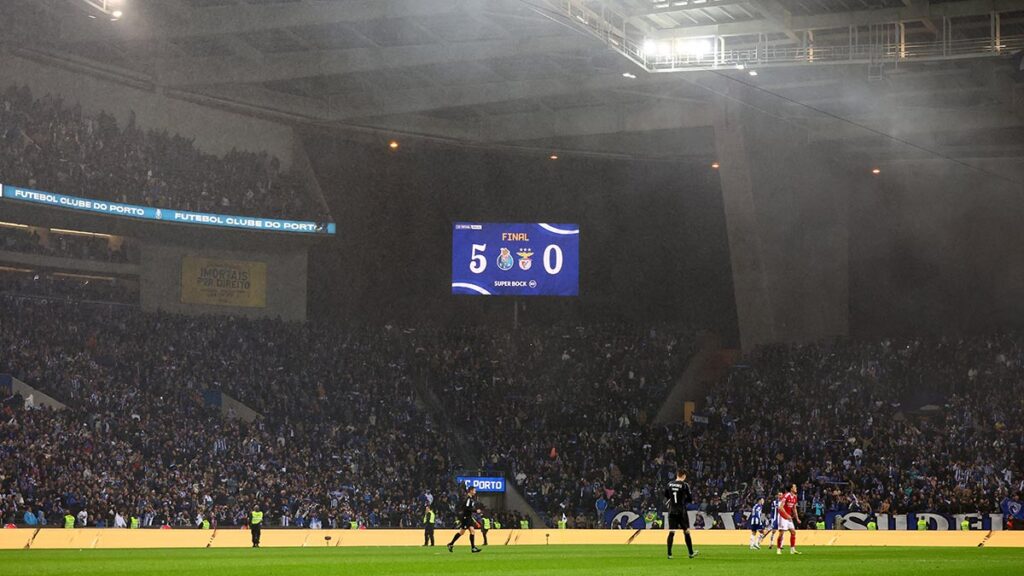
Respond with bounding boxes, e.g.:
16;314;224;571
0;296;454;529
0;270;138;304
2;285;1022;530
0;226;136;263
410;324;698;528
682;338;1024;525
434;334;1022;528
0;85;322;220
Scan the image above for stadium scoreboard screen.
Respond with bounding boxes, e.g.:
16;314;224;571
451;222;579;296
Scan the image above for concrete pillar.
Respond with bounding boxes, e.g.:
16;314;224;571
713;100;850;351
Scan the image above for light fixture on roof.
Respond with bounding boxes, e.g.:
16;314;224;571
871;168;881;175
388;140;399;150
76;1;124;20
748;70;758;76
549;154;559;160
735;64;745;70
711;162;720;169
642;37;713;59
622;72;637;79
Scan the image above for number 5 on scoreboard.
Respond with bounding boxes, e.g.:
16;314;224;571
470;244;487;274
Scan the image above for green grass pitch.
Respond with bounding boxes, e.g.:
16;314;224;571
2;545;1021;575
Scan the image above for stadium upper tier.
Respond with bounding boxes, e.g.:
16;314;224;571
0;85;326;222
1;292;1021;529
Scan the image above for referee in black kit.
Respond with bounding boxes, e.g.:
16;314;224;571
665;469;698;559
447;486;482;553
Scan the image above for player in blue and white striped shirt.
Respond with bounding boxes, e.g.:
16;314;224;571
749;497;765;550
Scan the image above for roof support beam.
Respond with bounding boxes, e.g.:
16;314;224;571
358;100;712;142
902;0;938;35
627;0;750;18
474;100;713;142
648;0;1020;38
156;35;590;87
747;0;800;43
326;72;695;120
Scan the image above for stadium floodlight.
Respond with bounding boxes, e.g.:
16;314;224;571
643;37;714;59
76;0;125;18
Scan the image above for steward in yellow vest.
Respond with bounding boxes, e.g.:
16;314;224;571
64;514;75;529
916;517;928;531
422;506;435;547
250;505;264;548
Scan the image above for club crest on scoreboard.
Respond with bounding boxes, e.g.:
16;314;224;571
497;247;514;271
517;249;534;271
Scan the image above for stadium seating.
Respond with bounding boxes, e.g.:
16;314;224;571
0;85;322;220
2;289;1021;530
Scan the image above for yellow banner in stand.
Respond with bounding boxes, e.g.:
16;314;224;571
181;256;267;308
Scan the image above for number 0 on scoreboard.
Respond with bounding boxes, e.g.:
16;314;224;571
451;222;579;296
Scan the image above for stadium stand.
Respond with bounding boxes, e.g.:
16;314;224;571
0;225;135;263
413;325;699;527
3;287;1023;530
0;295;457;529
0;271;137;305
438;336;1024;528
0;85;320;220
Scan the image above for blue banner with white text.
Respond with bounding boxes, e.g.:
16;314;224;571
0;183;335;235
456;476;506;493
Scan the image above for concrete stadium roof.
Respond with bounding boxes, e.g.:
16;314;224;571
2;0;1022;160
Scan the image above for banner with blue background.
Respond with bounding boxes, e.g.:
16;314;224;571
456;476;506;493
1;183;335;235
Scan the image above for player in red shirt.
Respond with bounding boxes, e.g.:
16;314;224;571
776;484;802;555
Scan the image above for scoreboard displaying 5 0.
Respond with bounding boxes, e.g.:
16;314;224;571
451;222;579;296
